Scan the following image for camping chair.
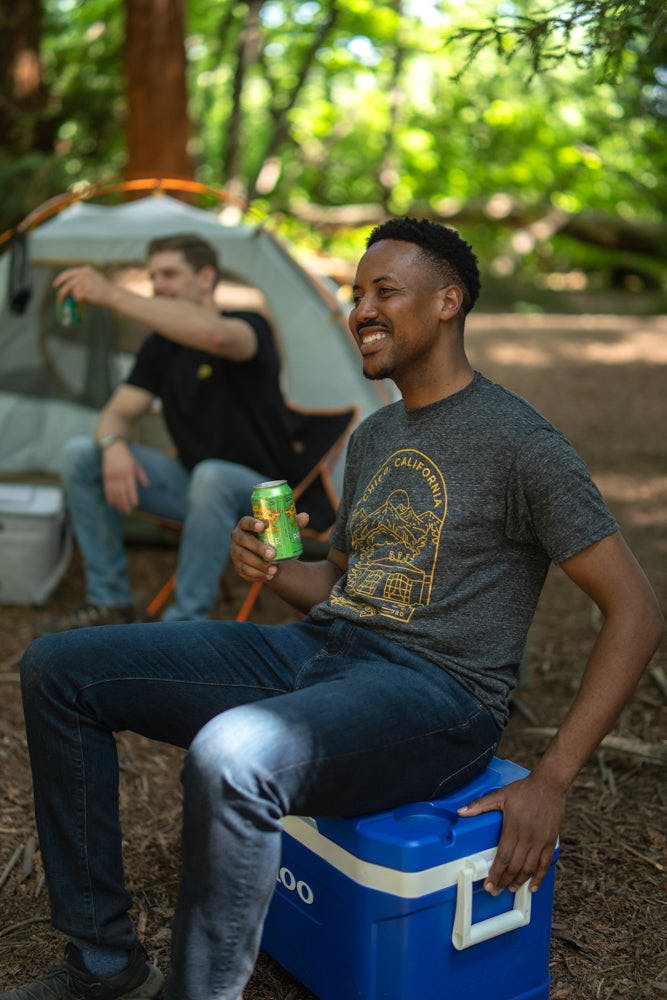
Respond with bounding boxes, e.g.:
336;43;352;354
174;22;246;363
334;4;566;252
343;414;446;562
141;403;359;623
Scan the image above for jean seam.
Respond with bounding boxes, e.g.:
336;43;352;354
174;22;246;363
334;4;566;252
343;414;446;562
300;620;358;681
429;740;499;798
264;707;494;782
73;712;101;943
76;677;288;696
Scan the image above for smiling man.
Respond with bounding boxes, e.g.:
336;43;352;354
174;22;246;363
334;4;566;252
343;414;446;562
38;233;299;631
352;222;477;401
7;218;662;1000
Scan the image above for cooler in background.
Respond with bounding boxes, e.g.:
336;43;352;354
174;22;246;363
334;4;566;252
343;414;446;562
0;483;71;605
261;757;559;1000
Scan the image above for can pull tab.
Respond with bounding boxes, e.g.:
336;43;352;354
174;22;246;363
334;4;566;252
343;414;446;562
452;855;532;951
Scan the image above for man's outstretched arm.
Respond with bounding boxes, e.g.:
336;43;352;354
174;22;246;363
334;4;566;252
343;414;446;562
458;530;663;895
53;266;257;360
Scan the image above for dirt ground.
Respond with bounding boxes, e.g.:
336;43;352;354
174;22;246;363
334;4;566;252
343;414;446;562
0;311;665;998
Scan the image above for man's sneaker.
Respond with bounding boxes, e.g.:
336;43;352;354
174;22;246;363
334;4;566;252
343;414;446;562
36;603;136;638
0;942;164;999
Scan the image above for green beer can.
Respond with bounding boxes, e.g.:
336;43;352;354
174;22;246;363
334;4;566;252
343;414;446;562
57;293;83;326
251;480;303;561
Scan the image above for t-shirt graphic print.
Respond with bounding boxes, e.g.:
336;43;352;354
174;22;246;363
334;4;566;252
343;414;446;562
312;376;619;725
331;448;447;622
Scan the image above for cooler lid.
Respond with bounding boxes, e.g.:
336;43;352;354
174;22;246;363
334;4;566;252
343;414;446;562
0;484;64;517
289;757;530;873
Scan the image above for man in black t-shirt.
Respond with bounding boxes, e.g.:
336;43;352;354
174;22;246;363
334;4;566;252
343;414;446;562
41;233;298;629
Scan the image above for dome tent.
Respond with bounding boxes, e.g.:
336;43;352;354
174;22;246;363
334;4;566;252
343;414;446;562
0;181;391;479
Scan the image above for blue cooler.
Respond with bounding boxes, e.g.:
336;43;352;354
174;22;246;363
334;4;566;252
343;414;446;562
261;757;559;1000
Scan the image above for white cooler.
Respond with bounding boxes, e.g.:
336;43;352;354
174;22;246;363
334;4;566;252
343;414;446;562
0;483;72;605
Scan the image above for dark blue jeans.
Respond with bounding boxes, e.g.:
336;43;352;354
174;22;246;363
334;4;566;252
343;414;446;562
20;617;501;1000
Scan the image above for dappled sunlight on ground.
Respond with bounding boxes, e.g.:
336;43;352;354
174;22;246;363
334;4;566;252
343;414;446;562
560;329;667;365
594;472;667;531
468;314;667;368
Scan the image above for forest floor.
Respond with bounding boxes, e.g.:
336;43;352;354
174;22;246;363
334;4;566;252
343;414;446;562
0;310;665;998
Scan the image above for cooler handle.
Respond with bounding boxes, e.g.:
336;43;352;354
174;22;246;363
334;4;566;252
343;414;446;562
452;855;531;951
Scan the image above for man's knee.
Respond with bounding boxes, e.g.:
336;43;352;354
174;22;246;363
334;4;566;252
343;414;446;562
60;435;99;481
20;636;63;700
20;631;96;701
187;460;239;512
184;705;298;811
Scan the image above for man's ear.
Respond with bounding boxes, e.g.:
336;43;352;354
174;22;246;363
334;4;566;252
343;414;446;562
197;264;217;293
438;283;464;319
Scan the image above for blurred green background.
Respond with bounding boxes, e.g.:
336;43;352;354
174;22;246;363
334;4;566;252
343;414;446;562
2;0;665;309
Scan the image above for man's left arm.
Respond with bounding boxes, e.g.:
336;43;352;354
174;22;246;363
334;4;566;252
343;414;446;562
458;530;663;895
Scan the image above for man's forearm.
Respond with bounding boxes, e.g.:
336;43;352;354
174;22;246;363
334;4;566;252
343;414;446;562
266;556;344;614
533;588;663;794
104;284;235;352
54;266;255;359
94;410;133;444
461;533;663;897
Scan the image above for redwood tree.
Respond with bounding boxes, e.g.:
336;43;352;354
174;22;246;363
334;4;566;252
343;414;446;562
123;0;193;180
0;0;54;154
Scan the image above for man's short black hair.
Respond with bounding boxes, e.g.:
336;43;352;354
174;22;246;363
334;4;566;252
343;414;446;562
366;217;481;314
147;233;221;283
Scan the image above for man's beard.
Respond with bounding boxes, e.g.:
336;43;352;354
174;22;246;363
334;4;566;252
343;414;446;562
364;370;391;382
362;360;395;382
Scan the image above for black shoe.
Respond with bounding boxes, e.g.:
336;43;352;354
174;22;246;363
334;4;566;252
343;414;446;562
0;942;164;999
36;603;136;637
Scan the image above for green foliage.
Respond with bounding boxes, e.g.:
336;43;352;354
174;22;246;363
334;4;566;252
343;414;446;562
1;0;125;230
3;0;665;296
0;154;71;233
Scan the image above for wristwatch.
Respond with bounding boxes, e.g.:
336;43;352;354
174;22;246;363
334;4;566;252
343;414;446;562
97;433;125;450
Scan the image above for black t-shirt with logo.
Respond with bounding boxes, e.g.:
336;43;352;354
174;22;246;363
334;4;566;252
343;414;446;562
126;310;299;480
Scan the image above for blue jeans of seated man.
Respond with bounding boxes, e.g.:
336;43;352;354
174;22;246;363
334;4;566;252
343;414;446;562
60;435;263;620
20;617;501;1000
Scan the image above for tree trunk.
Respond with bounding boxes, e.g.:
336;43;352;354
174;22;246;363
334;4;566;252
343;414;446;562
377;0;406;212
123;0;192;180
0;0;53;153
222;0;264;192
246;2;339;200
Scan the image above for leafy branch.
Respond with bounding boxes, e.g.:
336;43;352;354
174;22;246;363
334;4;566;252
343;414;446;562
452;1;665;80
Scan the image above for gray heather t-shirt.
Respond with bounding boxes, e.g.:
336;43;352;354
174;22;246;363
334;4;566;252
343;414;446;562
309;372;618;727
